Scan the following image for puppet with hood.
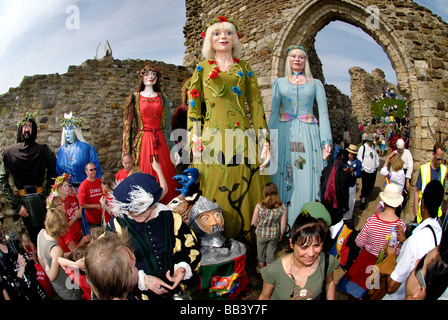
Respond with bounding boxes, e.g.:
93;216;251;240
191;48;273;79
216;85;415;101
0;99;56;245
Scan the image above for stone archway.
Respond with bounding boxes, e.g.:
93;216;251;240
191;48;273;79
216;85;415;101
267;0;444;222
271;0;417;141
183;0;448;222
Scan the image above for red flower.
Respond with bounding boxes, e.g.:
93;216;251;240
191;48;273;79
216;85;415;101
214;66;221;73
208;59;216;65
236;121;240;126
218;16;228;23
233;57;240;63
209;71;219;79
190;88;199;98
201;32;206;38
237;33;242;39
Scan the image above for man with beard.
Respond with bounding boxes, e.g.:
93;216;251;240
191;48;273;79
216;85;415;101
0;111;56;245
188;196;248;298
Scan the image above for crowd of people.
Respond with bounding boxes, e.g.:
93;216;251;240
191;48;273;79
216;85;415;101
0;16;448;302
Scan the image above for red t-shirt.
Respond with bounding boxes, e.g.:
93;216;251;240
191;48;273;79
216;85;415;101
59;194;83;252
78;178;103;225
101;190;114;224
115;168;129;183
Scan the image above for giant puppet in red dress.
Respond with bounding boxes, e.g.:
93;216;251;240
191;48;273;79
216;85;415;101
122;65;179;204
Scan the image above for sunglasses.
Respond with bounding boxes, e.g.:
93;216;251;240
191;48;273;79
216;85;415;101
415;254;427;288
88;168;97;171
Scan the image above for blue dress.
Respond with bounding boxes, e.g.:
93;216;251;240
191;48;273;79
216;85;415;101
56;141;102;185
268;77;332;228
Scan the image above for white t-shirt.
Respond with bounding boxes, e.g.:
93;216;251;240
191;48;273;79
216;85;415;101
380;167;406;194
383;218;442;300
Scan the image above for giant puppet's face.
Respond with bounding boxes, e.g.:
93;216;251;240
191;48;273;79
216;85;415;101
64;125;77;144
211;29;234;53
289;49;306;74
143;71;157;87
21;121;33;140
195;209;224;235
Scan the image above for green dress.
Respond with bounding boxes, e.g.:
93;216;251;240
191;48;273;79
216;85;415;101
187;58;270;245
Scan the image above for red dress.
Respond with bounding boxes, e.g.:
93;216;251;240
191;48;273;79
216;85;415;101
138;94;179;204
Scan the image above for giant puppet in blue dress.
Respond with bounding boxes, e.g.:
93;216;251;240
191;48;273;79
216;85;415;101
56;112;102;187
268;45;332;228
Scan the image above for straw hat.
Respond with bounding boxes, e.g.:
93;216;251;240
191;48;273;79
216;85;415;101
346;144;358;155
379;183;404;208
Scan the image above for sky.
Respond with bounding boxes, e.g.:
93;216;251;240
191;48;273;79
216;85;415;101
0;0;447;97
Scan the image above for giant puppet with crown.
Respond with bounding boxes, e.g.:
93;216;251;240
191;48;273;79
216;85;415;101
56;112;102;188
0;97;57;245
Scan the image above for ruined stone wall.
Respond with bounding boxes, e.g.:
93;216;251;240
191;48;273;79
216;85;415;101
349;66;399;126
183;0;448;223
0;57;191;221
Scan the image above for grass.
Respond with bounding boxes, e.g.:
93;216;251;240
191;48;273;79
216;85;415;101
370;97;407;119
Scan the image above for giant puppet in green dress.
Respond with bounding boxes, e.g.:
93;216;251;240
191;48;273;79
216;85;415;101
268;45;332;228
187;17;270;245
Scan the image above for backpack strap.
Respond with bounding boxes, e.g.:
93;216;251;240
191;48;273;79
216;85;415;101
424;224;438;247
320;253;329;300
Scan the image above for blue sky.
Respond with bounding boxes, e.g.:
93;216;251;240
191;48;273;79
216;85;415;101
0;0;446;96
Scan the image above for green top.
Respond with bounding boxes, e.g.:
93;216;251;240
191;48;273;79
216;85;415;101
261;252;339;300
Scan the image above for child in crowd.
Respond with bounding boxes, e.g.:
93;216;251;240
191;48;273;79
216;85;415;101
337;183;406;299
37;208;83;300
251;182;287;272
100;172;116;227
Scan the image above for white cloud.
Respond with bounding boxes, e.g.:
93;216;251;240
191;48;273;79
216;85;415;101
0;0;186;94
0;0;73;56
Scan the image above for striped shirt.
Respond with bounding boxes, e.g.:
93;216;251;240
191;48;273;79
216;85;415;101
355;213;406;257
255;203;285;238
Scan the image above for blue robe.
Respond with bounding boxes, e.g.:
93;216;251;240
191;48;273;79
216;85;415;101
268;77;332;228
56;141;102;185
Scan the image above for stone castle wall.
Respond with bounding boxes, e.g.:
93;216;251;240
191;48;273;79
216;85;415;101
0;57;191;221
0;57;191;171
349;66;399;125
183;0;448;222
2;0;448;225
183;0;448;163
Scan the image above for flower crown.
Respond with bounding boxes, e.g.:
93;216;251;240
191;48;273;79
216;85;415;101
138;65;163;78
51;173;71;192
15;97;41;126
47;173;70;208
60;112;85;128
201;16;241;39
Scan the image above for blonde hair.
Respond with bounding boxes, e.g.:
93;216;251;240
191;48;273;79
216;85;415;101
45;208;68;238
390;153;404;172
84;231;134;300
202;22;242;60
284;47;314;84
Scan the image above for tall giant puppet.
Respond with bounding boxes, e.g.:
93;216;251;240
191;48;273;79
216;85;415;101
187;16;271;245
122;65;179;204
268;45;332;228
0;100;56;245
56;112;102;188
